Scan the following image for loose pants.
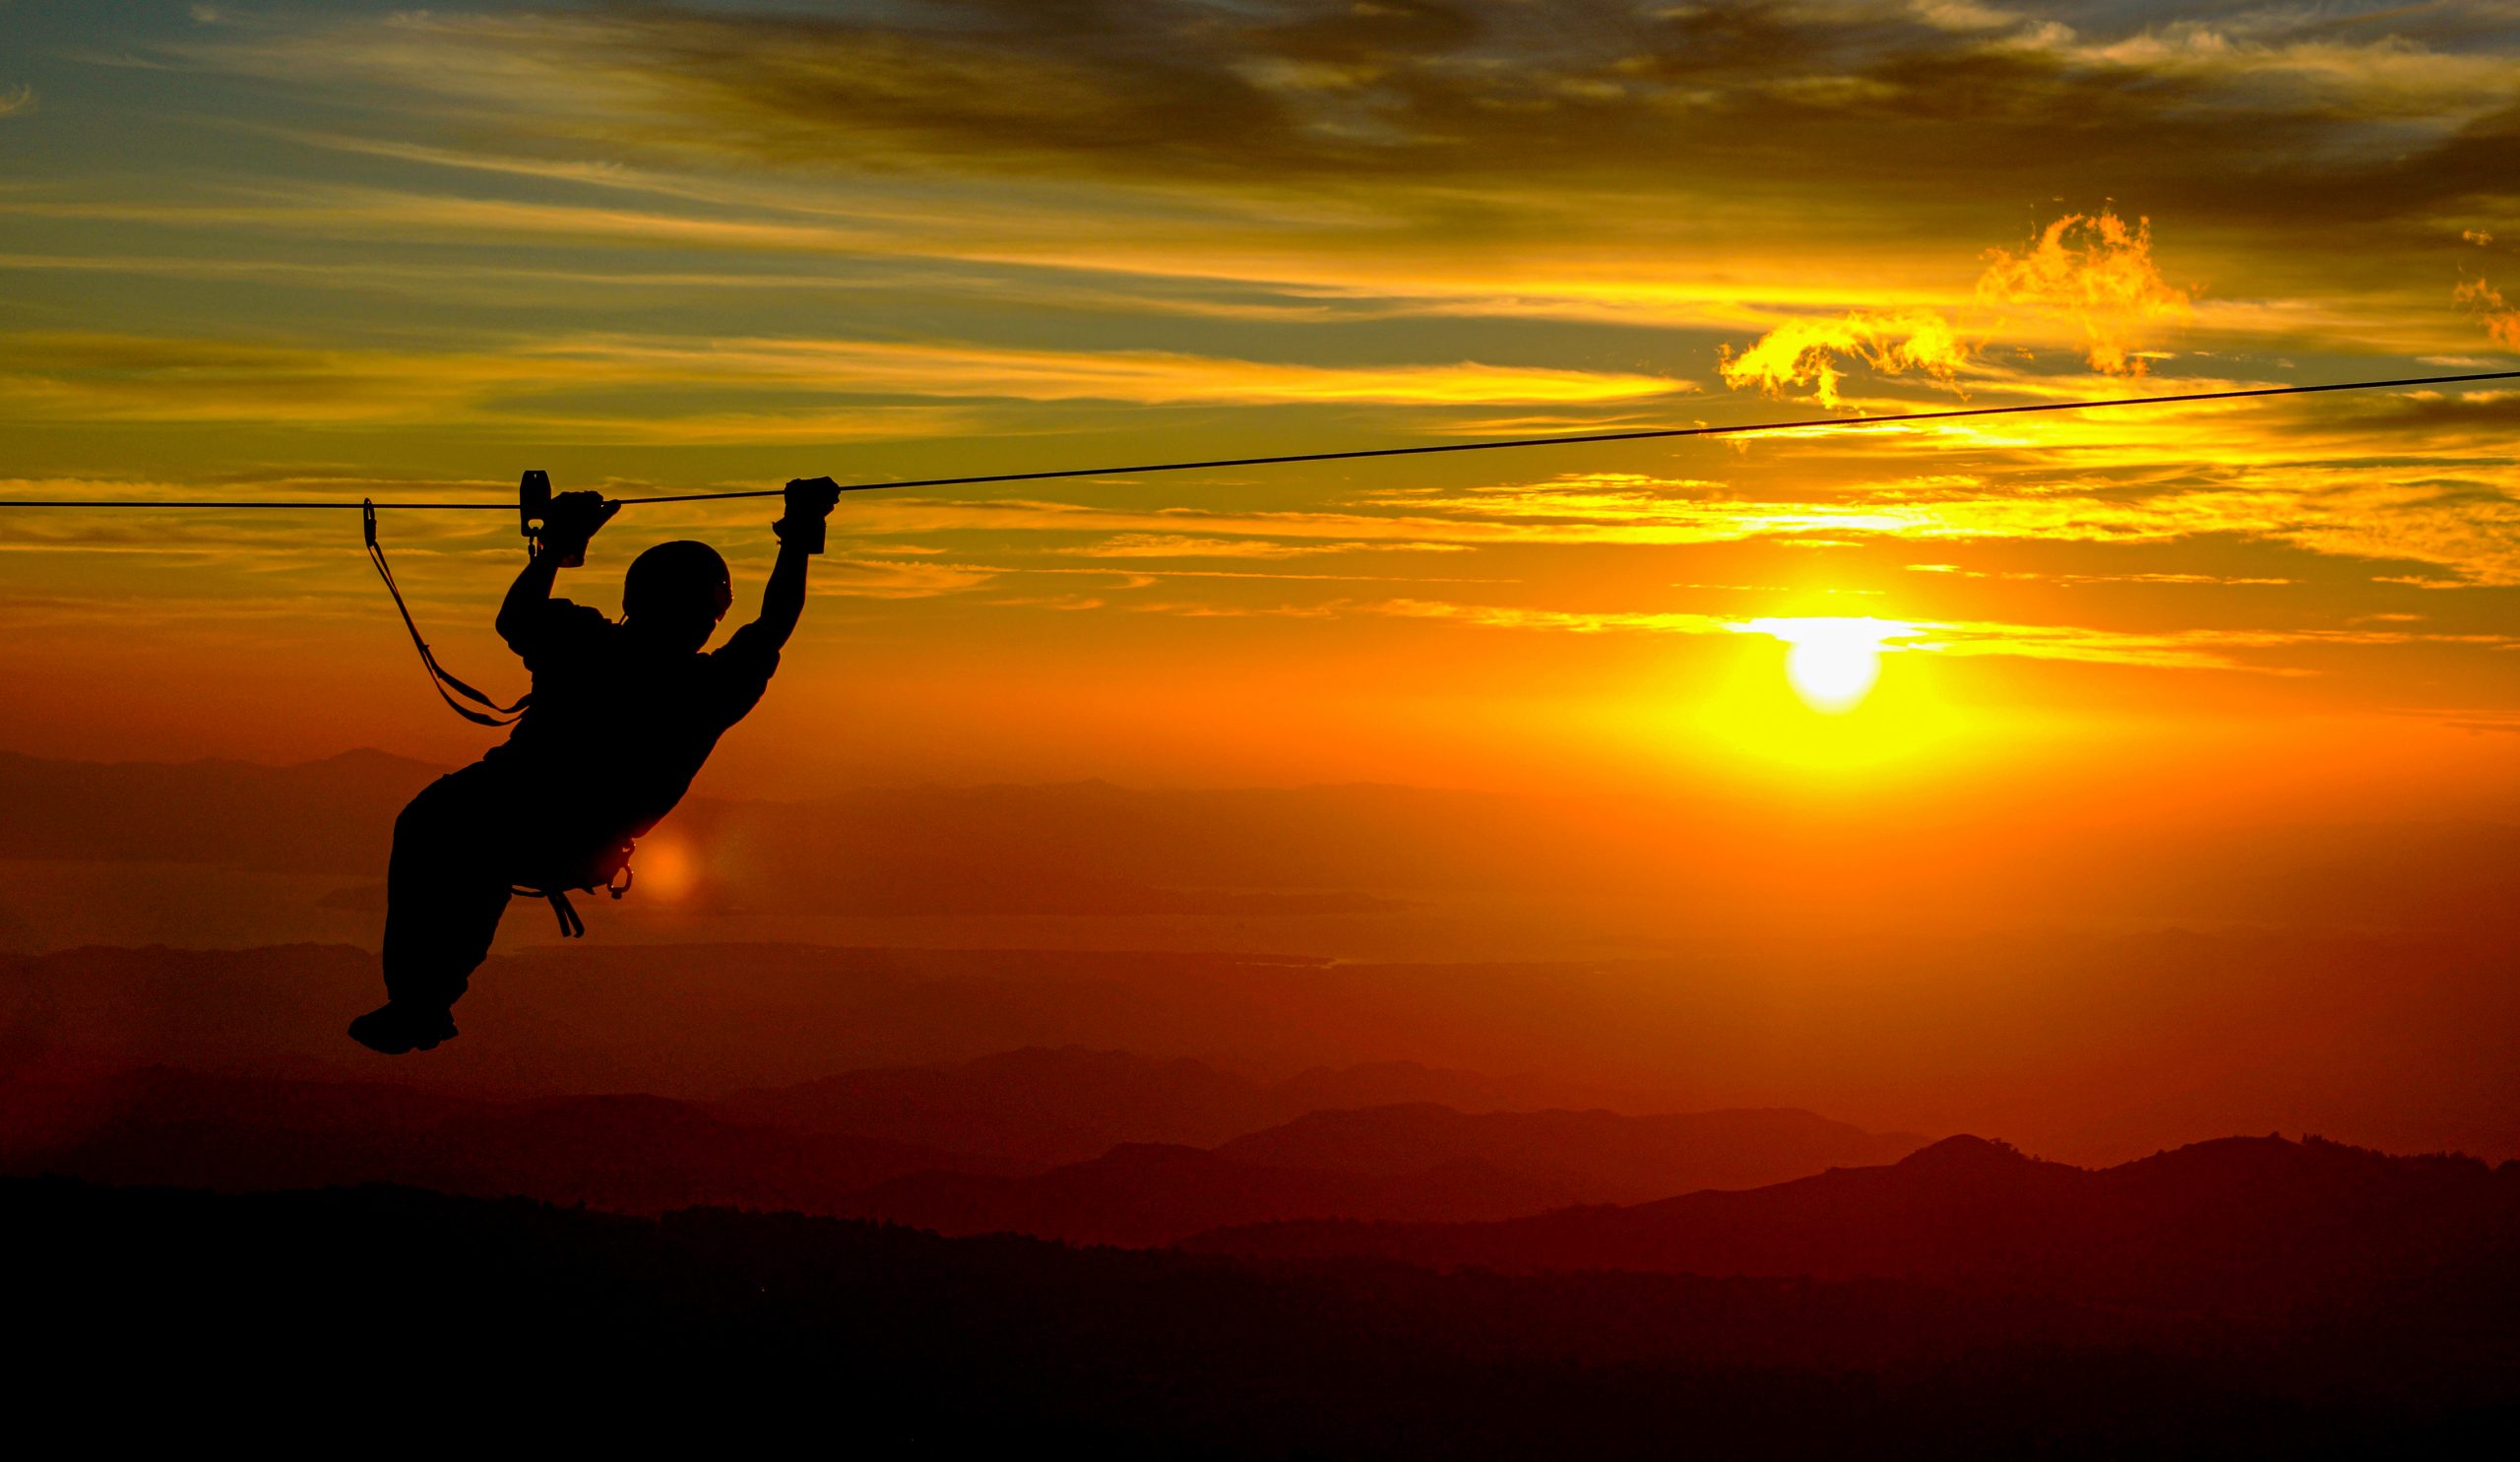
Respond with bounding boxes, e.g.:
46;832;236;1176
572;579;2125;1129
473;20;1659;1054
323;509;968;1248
379;764;521;1011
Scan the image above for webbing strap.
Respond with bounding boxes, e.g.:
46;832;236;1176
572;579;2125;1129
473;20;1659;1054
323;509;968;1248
363;499;530;728
535;889;586;938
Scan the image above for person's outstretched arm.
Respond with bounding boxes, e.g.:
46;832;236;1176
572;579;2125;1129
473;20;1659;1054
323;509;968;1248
497;490;615;649
742;477;842;652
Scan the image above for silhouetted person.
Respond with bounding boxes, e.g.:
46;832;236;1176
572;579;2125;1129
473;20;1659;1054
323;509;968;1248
349;478;843;1053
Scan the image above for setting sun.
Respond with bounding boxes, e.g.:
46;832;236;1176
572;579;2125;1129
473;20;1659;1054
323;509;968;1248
1744;617;1916;714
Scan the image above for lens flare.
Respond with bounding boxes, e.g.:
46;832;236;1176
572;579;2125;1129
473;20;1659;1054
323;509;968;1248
634;832;700;902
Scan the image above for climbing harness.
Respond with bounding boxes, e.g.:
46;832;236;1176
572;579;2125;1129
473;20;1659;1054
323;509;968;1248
516;846;635;939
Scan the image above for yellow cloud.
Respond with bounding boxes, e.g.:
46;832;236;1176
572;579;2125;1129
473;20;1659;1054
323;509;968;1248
1059;535;1472;559
1717;311;1971;408
2455;278;2520;350
0;330;1690;436
1977;211;2193;375
812;559;1003;599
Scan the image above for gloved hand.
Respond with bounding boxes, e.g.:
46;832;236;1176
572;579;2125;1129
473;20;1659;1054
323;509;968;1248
776;477;842;555
537;489;618;567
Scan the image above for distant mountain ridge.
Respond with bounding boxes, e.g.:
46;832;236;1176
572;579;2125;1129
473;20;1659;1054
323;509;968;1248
1214;1102;1926;1203
827;1142;1573;1245
1191;1132;2520;1317
6;1054;1929;1238
717;1046;1672;1166
717;1046;1278;1162
11;938;2518;1168
3;1066;1011;1214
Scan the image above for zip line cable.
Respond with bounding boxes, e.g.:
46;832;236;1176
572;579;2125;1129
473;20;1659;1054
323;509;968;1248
6;365;2511;732
1;368;2514;512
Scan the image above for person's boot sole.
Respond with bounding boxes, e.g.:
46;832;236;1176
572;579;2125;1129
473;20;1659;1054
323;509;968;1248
347;1010;457;1055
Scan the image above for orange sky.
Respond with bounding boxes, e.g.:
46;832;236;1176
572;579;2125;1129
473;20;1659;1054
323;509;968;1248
4;0;2520;826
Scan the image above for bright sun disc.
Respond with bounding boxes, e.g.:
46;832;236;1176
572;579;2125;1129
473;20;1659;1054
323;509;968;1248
1786;635;1881;712
1741;616;1915;714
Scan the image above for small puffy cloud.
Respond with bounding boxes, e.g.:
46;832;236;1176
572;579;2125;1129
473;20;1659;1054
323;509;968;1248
2455;278;2520;350
1718;311;1971;408
1977;211;2192;375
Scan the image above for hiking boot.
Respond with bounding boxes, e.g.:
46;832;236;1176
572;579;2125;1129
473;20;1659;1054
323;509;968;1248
348;1002;458;1055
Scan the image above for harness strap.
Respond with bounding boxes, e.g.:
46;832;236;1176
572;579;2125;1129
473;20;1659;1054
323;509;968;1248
536;889;586;938
512;853;634;940
364;499;531;728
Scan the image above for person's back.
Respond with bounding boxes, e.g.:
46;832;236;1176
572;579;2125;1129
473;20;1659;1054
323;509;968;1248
347;480;842;1054
489;546;781;859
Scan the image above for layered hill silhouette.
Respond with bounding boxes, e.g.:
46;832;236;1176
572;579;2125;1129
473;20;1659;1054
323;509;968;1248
4;1067;1011;1214
718;1047;1285;1162
6;1057;1927;1238
718;1046;1683;1166
5;937;2520;1164
1216;1103;1924;1204
828;1142;1572;1245
1194;1133;2520;1317
10;936;2520;1167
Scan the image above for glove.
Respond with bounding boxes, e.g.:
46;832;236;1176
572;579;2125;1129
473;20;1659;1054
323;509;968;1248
776;477;842;555
538;490;618;567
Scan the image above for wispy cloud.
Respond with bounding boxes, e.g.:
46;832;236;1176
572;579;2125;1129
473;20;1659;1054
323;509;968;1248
1361;596;2518;673
1059;534;1474;559
0;330;1690;435
13;0;2520;742
812;558;1004;599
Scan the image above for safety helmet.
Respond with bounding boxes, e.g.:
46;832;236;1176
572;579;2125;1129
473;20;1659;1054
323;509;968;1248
623;540;732;624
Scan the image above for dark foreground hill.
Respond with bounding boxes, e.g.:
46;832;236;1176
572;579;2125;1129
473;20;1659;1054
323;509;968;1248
11;1176;2510;1457
1194;1133;2520;1318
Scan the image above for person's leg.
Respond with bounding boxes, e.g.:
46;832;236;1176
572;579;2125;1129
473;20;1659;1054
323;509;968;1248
358;769;513;1051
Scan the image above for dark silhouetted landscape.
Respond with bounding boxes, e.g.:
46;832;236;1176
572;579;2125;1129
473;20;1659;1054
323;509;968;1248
8;745;2520;1449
